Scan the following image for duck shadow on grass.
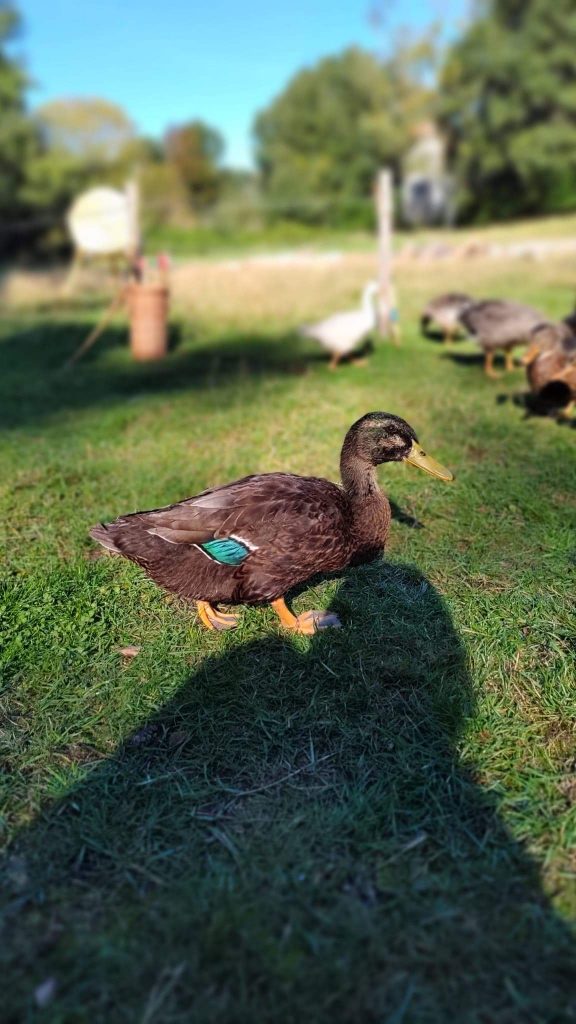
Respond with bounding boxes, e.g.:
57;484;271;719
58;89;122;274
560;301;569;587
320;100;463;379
389;499;424;530
0;320;312;431
421;329;467;345
442;351;486;369
2;563;574;1022
496;388;576;427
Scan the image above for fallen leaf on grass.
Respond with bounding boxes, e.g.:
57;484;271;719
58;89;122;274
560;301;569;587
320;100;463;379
119;645;141;659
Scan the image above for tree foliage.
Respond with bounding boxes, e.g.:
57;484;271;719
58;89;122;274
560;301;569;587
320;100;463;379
253;45;434;226
440;0;576;221
164;120;224;210
0;3;38;242
0;10;147;255
35;97;135;162
17;98;142;253
139;161;191;231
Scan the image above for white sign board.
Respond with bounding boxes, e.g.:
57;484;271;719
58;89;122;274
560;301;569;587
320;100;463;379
67;186;137;256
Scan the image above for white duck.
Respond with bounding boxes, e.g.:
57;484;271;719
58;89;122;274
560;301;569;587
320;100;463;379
300;280;380;369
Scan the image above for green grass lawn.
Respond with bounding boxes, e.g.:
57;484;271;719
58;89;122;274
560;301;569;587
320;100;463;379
146;220;379;257
1;261;575;1023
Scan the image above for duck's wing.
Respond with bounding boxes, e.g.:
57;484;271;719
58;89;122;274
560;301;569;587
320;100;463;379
106;473;343;566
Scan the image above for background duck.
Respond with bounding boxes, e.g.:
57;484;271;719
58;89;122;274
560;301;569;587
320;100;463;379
90;413;453;635
521;320;576;417
458;299;548;378
521;321;576;391
420;293;474;343
300;280;379;369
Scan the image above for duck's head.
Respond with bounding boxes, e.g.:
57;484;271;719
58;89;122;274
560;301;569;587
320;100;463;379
342;412;454;482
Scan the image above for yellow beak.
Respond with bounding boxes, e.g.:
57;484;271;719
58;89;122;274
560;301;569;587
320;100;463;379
404;441;454;482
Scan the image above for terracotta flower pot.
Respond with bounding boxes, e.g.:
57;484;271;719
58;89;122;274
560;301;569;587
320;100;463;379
128;283;169;362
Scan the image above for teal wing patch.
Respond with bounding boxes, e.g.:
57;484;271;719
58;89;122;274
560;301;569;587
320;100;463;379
198;537;252;566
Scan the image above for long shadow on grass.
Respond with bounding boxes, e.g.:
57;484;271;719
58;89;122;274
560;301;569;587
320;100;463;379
496;387;576;427
0;320;310;431
443;352;486;367
2;563;574;1022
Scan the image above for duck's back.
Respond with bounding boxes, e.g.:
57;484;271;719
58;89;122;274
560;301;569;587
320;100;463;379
461;301;547;348
424;293;471;318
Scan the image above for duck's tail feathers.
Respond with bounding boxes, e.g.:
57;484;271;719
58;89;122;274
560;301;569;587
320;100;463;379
90;523;121;554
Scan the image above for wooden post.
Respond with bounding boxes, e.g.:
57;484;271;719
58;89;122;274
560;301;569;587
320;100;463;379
375;168;400;344
125;178;142;275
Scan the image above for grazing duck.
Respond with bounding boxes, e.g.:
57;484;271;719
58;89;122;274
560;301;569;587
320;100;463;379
300;281;379;369
521;320;576;417
548;363;576;419
458;299;548;378
90;413;453;635
421;293;473;343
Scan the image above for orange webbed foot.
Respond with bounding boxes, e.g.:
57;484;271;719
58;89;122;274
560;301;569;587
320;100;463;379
293;609;342;634
271;597;341;634
196;601;240;631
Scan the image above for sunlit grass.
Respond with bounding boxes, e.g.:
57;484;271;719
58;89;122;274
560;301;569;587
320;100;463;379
148;209;576;256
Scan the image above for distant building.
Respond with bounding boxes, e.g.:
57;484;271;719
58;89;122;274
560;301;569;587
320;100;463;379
401;122;455;227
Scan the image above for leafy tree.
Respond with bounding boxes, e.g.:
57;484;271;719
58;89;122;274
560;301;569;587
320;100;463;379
34;97;135;162
0;3;39;250
139;161;191;231
21;98;140;243
440;0;576;221
164;120;224;210
0;8;168;254
253;45;434;226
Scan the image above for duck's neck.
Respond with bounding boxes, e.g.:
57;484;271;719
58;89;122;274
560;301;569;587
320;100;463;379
361;287;377;320
340;452;379;498
340;451;391;547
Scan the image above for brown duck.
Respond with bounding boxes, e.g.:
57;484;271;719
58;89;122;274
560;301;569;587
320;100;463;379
421;293;473;344
521;320;576;417
458;300;548;378
90;413;453;634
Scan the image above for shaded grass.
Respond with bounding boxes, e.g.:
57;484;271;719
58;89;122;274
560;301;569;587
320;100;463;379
1;255;575;1022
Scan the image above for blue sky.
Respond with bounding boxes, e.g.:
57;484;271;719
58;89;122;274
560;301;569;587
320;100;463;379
19;0;467;168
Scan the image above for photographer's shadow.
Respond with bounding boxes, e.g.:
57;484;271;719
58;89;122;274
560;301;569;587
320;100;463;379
3;563;574;1021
